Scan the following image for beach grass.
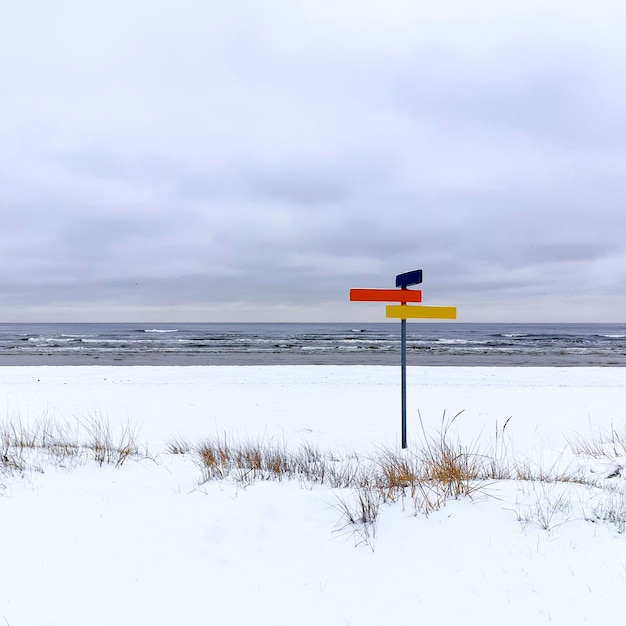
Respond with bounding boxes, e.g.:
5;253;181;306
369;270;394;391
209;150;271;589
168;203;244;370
181;412;626;541
0;415;145;472
3;413;626;542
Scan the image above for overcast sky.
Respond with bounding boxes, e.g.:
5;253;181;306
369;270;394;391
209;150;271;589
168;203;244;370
2;0;625;323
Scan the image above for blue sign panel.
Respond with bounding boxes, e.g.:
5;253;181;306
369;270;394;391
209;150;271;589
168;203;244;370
395;269;423;288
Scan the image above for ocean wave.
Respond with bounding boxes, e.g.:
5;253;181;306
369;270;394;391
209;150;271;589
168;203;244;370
2;322;624;366
436;338;479;345
27;337;79;344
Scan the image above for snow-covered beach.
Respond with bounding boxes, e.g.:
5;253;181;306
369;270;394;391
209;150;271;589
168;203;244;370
2;365;626;625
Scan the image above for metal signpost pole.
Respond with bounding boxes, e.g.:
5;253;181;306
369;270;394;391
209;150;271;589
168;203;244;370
401;312;407;449
395;274;419;450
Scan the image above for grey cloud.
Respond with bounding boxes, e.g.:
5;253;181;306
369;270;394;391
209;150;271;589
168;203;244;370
396;69;597;144
241;165;349;207
1;1;626;321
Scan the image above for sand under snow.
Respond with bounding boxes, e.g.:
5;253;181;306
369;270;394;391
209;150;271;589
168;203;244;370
1;366;626;625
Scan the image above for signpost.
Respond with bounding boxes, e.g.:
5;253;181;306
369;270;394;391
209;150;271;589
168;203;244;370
349;270;457;449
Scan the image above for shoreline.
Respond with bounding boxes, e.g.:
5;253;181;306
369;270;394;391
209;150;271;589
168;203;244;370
1;353;625;366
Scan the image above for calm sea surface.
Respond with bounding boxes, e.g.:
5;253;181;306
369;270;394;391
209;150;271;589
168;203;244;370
0;322;625;366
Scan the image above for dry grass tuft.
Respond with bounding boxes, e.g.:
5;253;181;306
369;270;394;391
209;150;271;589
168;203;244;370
569;423;626;460
79;416;142;468
166;437;193;455
1;415;145;475
586;488;626;534
334;488;381;549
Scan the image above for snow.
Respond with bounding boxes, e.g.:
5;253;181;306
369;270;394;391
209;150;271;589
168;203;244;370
2;366;626;625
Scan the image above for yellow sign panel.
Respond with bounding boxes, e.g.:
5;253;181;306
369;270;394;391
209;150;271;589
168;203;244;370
386;305;457;320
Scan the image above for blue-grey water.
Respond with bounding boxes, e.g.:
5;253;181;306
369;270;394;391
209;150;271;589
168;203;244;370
0;322;625;366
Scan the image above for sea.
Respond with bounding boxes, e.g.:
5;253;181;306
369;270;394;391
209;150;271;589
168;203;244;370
0;322;625;366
